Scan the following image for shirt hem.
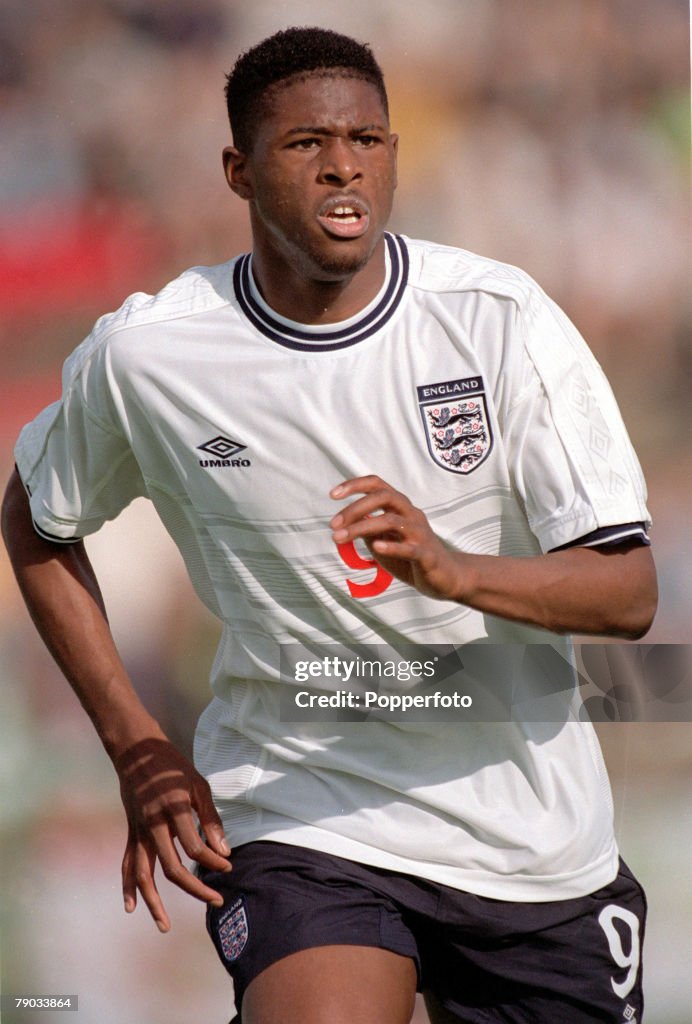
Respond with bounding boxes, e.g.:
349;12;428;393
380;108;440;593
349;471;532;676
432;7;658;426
220;820;619;902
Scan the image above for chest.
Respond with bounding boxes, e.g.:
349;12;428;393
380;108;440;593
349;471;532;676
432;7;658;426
125;307;511;522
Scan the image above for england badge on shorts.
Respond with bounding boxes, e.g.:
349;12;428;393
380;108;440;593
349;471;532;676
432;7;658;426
416;376;493;474
218;897;249;962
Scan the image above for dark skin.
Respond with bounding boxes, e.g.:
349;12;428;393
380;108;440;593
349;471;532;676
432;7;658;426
1;469;231;935
223;74;398;323
328;475;657;638
2;73;658;1024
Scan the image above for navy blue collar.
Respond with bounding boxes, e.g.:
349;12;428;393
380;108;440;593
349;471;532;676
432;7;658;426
233;232;409;352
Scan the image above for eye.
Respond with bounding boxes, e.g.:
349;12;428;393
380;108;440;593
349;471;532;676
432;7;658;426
289;137;320;151
355;134;381;147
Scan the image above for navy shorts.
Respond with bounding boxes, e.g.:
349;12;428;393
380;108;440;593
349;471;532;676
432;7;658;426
203;841;646;1023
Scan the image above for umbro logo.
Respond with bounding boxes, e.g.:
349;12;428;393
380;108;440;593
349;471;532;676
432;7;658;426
198;435;251;468
199;436;246;458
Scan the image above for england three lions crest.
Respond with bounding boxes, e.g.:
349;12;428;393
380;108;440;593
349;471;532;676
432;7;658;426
217;898;249;962
417;377;493;474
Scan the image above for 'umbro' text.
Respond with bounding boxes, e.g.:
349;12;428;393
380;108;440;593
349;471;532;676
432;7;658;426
199;458;251;468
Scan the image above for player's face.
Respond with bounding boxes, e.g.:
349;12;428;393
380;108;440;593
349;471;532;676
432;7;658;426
225;75;398;282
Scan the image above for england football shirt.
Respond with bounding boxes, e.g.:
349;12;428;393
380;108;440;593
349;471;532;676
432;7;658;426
15;234;651;900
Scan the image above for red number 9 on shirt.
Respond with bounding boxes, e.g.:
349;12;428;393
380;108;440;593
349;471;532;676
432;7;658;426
336;540;394;599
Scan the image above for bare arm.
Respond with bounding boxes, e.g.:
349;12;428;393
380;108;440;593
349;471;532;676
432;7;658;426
1;468;231;932
330;475;657;638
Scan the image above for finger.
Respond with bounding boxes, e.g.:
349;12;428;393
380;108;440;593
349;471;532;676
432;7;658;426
149;822;225;907
332;512;408;545
170;810;231;874
203;822;232;860
369;538;419;559
330;474;391;499
193;783;232;860
122;831;138;914
131;836;171;933
331;490;409;531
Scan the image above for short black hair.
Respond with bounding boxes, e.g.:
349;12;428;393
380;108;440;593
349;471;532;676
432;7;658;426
225;26;389;152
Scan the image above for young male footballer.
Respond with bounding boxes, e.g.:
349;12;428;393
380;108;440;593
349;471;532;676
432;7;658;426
2;27;657;1024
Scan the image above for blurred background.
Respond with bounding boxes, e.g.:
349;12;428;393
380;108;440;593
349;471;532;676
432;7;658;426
0;1;689;1021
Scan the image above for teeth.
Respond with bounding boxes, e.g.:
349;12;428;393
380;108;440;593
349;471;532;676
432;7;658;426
331;205;359;219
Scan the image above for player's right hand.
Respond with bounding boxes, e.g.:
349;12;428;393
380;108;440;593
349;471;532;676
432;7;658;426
116;737;231;932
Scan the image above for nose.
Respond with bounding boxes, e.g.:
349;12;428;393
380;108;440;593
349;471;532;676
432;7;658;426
317;138;362;186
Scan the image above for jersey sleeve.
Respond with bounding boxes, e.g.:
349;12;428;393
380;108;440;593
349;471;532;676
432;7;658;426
14;319;148;542
501;289;651;554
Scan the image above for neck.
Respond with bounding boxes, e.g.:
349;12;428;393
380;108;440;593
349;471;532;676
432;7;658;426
249;236;388;324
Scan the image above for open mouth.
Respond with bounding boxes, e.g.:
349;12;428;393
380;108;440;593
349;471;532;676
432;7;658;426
317;200;370;239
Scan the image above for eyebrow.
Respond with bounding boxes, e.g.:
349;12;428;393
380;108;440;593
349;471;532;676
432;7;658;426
285;123;385;137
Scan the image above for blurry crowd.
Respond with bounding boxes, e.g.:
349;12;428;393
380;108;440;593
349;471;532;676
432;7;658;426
0;2;690;1022
1;1;689;384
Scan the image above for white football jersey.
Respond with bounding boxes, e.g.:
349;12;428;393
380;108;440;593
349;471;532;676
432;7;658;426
16;234;651;900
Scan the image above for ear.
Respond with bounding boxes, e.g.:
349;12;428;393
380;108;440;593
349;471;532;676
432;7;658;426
223;145;253;200
390;132;399;190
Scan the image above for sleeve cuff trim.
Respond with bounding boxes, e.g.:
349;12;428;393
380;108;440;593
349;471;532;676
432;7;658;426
550;522;650;553
32;521;82;545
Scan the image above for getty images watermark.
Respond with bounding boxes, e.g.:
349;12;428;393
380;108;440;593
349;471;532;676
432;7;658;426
278;644;692;723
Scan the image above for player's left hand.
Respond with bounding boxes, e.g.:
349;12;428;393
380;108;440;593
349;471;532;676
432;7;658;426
330;475;464;601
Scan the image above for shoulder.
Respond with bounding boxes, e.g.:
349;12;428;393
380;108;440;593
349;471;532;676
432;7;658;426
92;259;236;342
62;259;238;383
402;235;544;309
400;235;610;413
401;234;598;371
